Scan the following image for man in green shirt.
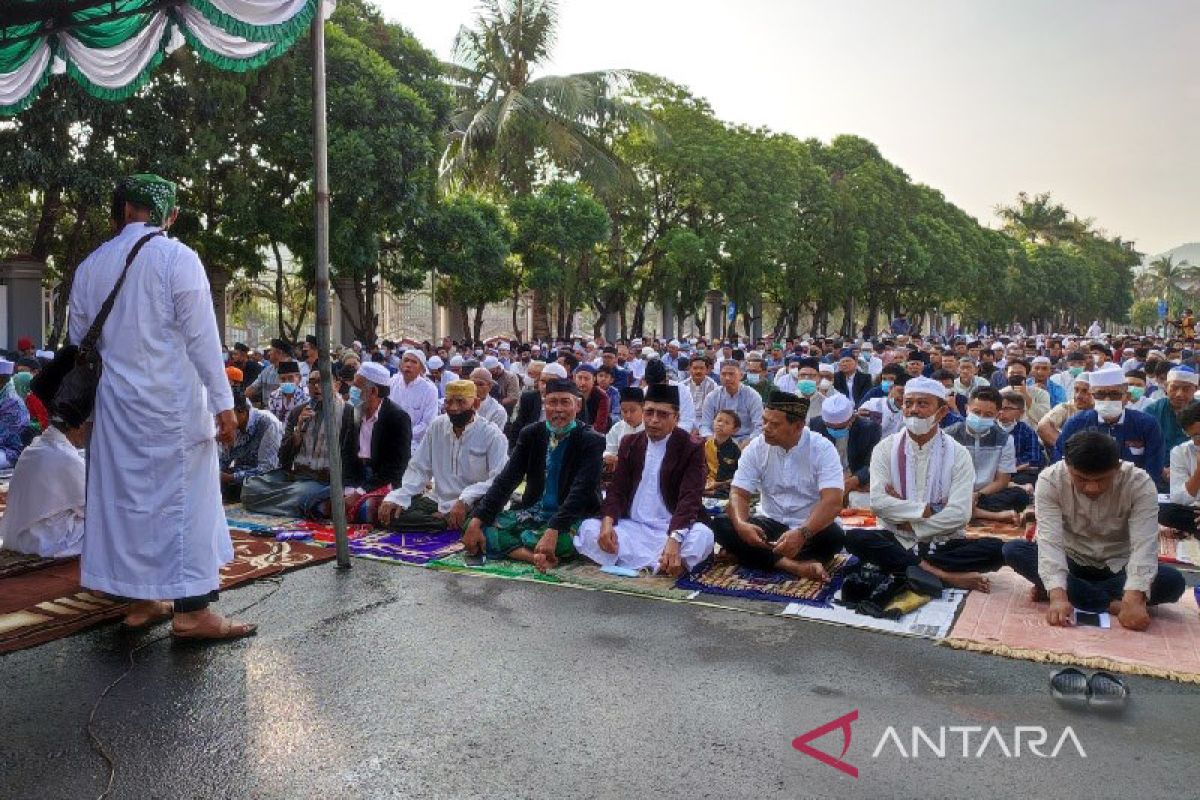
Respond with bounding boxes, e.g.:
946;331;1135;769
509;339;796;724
1143;366;1198;487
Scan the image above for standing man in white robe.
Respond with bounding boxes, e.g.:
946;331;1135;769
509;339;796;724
68;174;254;640
389;349;439;450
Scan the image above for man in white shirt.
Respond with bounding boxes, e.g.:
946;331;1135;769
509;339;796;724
846;377;1005;592
604;386;645;469
389;349;439;449
377;380;508;531
683;355;717;431
469;367;511;432
710;390;846;581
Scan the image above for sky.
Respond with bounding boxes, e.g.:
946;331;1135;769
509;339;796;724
375;0;1199;257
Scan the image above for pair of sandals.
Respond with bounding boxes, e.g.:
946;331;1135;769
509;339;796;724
1050;667;1128;709
121;602;258;642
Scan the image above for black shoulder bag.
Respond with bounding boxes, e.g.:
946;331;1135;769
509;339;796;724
54;230;164;422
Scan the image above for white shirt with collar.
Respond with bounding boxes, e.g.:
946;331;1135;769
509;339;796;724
731;429;843;528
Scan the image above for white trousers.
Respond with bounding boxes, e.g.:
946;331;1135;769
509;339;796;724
574;518;713;573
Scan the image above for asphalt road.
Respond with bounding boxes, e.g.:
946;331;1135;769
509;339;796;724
3;560;1200;800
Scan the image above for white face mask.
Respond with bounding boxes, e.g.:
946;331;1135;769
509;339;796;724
819;378;832;391
788;366;800;378
904;415;937;436
1094;399;1124;420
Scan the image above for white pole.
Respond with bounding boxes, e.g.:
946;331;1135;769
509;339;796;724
312;0;349;569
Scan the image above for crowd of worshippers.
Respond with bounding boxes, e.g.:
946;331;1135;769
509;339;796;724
7;326;1200;631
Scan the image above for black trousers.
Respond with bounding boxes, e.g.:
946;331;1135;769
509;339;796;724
976;486;1031;513
711;515;845;571
114;590;217;613
1002;540;1185;612
845;528;1005;575
1158;502;1199;535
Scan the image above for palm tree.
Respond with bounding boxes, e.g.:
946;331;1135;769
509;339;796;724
1144;254;1200;314
995;191;1089;245
441;0;652;340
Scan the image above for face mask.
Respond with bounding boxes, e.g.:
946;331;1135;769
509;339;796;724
881;380;894;393
819;378;832;391
904;415;937;436
797;379;817;396
745;372;760;385
788;366;800;378
1128;386;1145;401
887;398;901;413
348;386;363;408
1069;366;1084;377
997;420;1016;433
827;425;850;440
966;413;994;434
1094;399;1123;419
546;418;577;437
447;410;474;428
280;382;297;395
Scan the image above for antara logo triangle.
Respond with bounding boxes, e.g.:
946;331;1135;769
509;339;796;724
792;709;859;778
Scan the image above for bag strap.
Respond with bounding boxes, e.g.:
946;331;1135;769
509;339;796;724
80;229;164;357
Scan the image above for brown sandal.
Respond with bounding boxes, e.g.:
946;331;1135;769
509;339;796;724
121;601;173;631
171;616;258;642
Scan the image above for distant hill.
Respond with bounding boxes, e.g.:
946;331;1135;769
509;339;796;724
1143;242;1200;267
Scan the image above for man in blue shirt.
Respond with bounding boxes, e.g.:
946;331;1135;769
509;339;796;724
1053;365;1165;492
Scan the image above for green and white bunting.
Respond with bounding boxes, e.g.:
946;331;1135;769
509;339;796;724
0;0;333;115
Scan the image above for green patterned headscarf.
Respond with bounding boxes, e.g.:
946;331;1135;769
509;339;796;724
122;173;176;226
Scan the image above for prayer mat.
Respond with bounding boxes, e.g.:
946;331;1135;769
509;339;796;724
348;530;464;566
965;521;1031;541
673;553;856;607
781;588;967;640
552;560;695;601
426;552;563;583
838;508;878;529
0;549;63;578
0;531;335;654
1159;532;1200;571
944;568;1200;684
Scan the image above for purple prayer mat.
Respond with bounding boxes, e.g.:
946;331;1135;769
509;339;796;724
348;530;464;565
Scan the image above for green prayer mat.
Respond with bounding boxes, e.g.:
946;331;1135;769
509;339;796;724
427;552;563;583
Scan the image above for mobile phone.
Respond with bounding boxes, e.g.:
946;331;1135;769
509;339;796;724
464;552;486;567
1074;610;1102;627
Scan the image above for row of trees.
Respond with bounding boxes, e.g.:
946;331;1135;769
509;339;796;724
0;0;1142;347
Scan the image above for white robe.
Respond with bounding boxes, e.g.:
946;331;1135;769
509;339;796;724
69;223;234;598
0;426;86;557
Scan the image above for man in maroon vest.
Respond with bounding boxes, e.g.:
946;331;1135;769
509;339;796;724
574;383;713;576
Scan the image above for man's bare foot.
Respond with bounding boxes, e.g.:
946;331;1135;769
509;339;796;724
171;608;257;641
1108;600;1123;616
122;600;172;629
1028;585;1049;603
780;558;830;583
922;562;990;592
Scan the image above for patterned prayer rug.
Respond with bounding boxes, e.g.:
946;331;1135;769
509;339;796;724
348;530;464;565
944;567;1200;684
674;553;857;607
0;531;335;654
0;549;63;578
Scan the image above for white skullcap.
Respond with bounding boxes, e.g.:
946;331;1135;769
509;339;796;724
482;355;501;370
1073;372;1090;385
820;392;854;425
818;362;835;374
352;340;362;348
904;376;947;400
498;341;511;350
0;359;13;376
357;362;391;387
991;342;1005;351
669;339;681;347
448;355;464;368
35;350;54;359
427;356;444;370
1031;356;1051;366
641;347;657;358
1167;367;1200;386
543;362;568;379
402;349;427;368
1088;365;1126;388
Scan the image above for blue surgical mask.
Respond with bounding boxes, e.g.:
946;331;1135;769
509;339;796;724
280;382;297;395
348;386;363;407
797;379;817;396
966;412;994;434
745;372;761;385
881;380;894;393
827;425;850;440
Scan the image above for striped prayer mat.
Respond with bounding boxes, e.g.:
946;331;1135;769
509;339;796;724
0;549;63;579
674;553;857;607
0;531;335;654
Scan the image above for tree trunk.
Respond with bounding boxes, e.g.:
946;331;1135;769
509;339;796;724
510;286;523;343
30;186;63;262
472;305;485;343
811;300;826;337
271;240;286;339
531;288;551;341
840;296;856;338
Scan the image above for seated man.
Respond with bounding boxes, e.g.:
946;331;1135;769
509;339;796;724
596;365;621;427
0;358;30;468
0;350;87;557
705;409;742;498
996;390;1046;488
809;391;881;500
241;369;345;517
462;379;604;570
1003;431;1185;629
710;391;846;582
1054;364;1165;491
1160;400;1200;536
1143;366;1197;485
858;372;907;437
321;363;412;522
469;367;510;431
946;386;1030;525
1037;372;1091;449
847;377;1005;591
267;360;307;423
574;364;611;434
378;380;509;531
218;389;283;502
605;386;645;471
510;361;566;444
1000;359;1050;427
576;384;713;576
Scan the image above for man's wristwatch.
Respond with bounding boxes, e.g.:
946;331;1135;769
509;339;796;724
796;526;811;542
668;529;686;544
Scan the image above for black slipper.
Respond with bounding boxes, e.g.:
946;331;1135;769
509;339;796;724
906;565;944;597
1087;671;1128;710
1050;667;1089;707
